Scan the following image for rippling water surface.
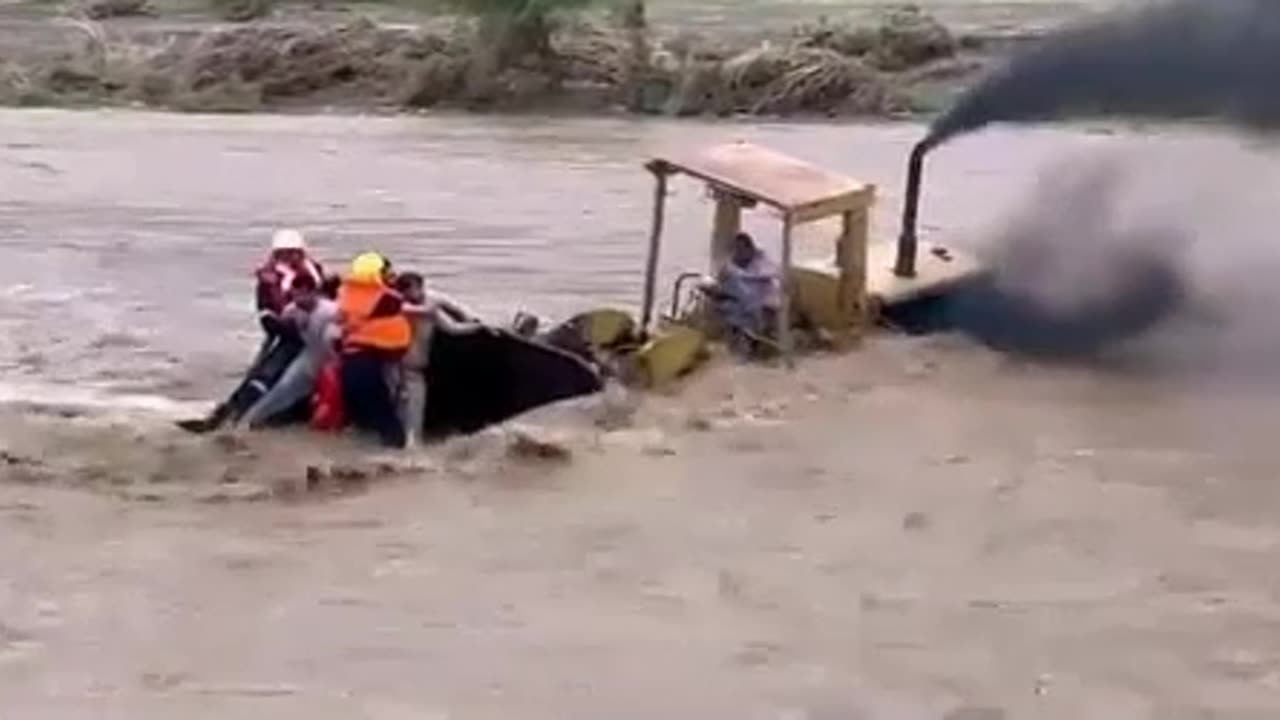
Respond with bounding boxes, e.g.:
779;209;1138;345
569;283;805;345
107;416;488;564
0;109;1135;401
6;47;1280;720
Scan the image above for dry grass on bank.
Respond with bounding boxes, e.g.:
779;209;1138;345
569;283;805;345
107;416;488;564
0;5;976;116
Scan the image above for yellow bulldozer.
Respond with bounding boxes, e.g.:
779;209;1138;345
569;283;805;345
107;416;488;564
528;140;984;390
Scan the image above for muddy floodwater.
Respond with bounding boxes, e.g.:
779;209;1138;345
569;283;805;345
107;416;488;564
4;108;1280;719
0;109;1120;403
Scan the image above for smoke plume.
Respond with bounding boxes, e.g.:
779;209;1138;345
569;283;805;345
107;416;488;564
940;153;1190;360
942;139;1280;376
925;0;1280;150
892;0;1280;366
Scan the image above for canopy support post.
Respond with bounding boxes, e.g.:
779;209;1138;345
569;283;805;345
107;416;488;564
778;213;795;368
836;202;870;348
710;188;743;272
640;163;668;335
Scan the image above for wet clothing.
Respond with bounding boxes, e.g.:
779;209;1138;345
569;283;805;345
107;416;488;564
241;298;341;428
399;299;484;448
402;298;480;370
402;308;435;373
399;306;433;449
310;360;344;431
400;369;427;449
255;257;325;338
177;334;302;433
338;278;412;353
342;351;406;448
176;255;324;435
293;298;342;362
338;277;411;448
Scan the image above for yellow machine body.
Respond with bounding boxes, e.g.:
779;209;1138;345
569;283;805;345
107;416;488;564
618;140;985;380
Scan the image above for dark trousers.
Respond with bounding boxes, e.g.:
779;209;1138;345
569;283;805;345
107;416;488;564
224;335;302;422
341;350;405;448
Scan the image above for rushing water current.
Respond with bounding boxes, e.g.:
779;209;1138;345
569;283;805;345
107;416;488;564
0;109;1131;404
9;72;1280;720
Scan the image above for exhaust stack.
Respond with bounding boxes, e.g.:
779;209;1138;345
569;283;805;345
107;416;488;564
894;141;930;278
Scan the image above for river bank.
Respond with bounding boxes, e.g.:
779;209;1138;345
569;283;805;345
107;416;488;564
0;2;1044;117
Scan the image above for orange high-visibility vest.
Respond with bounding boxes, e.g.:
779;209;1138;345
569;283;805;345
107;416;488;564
337;279;411;353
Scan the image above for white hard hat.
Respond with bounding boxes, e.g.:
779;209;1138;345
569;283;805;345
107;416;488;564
271;228;307;251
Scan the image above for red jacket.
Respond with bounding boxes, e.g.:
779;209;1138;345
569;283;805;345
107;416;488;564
255;257;324;337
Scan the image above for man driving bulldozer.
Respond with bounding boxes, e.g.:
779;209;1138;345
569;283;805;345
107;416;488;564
701;231;781;355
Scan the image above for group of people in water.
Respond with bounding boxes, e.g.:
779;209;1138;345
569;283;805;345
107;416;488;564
178;228;490;449
177;225;782;450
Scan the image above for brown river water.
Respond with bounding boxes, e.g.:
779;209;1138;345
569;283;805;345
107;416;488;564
0;109;1118;405
5;108;1280;719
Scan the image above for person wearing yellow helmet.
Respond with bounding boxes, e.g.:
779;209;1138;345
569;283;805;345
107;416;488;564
347;251;385;283
336;251;413;448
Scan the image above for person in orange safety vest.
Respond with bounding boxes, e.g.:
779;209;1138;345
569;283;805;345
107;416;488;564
337;252;412;448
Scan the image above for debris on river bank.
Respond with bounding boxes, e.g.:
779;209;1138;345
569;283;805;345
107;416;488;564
0;5;1000;117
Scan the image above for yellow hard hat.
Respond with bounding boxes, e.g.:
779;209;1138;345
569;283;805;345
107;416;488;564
349;252;386;282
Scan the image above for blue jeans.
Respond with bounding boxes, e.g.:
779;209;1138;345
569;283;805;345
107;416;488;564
341;350;405;448
241;351;324;428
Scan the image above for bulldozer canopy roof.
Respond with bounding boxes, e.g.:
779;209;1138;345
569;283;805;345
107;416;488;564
651;142;874;224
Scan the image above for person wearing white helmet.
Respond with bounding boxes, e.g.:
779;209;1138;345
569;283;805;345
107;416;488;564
176;227;329;434
257;228;326;340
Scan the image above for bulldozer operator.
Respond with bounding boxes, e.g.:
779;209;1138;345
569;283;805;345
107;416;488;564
700;231;782;356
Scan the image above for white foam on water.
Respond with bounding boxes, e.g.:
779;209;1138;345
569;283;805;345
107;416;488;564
0;380;207;418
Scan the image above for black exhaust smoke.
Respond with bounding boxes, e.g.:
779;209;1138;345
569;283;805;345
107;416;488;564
943;157;1191;360
892;0;1280;360
926;0;1280;149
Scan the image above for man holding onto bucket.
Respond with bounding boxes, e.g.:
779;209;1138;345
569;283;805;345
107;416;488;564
177;227;329;434
336;252;413;448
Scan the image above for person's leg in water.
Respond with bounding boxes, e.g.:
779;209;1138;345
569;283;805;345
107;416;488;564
177;336;302;433
341;350;406;448
399;365;427;450
240;350;323;429
340;353;371;436
223;338;302;423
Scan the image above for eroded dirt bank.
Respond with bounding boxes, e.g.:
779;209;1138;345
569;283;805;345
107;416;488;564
0;3;1014;117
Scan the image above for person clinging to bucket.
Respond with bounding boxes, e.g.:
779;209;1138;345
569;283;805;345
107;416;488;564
256;228;326;341
238;271;342;429
177;227;329;434
394;271;489;449
337;252;413;448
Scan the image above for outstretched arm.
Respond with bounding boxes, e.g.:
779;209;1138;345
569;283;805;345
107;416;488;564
402;301;484;335
424;290;483;323
433;305;487;335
